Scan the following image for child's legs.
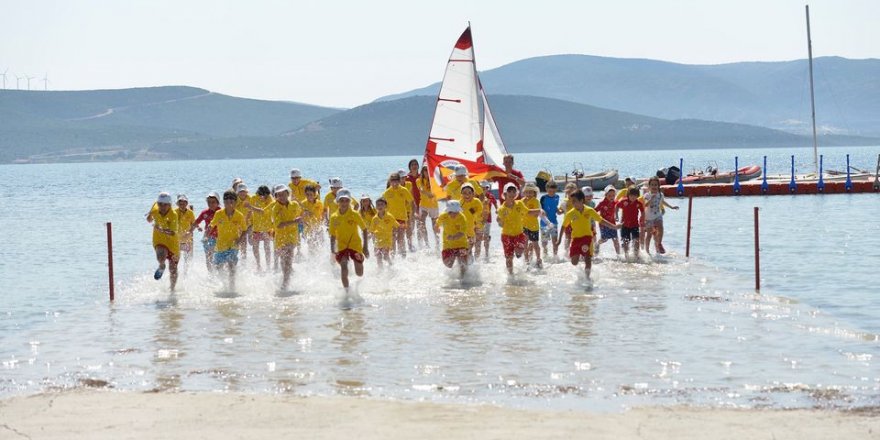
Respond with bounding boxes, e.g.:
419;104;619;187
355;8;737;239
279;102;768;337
339;256;350;288
354;259;364;277
280;247;293;286
155;246;167;268
612;238;621;254
169;257;179;288
643;225;653;251
442;251;456;268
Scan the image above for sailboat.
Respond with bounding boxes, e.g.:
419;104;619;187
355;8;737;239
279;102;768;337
422;26;510;198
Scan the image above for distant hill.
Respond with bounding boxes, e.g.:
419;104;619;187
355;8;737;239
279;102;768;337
376;55;880;136
150;95;876;160
0;86;341;162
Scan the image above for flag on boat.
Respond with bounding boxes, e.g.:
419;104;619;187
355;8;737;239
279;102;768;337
423;26;510;198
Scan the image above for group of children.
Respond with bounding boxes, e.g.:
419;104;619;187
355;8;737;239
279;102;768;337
146;163;677;292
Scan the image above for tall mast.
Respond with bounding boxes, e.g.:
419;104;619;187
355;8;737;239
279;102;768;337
806;4;819;176
468;21;484;138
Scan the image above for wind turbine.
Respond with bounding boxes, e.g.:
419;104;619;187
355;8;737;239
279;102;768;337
26;76;34;91
42;73;49;91
0;69;7;89
15;75;22;90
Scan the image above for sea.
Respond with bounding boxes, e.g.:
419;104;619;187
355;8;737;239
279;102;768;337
1;146;878;411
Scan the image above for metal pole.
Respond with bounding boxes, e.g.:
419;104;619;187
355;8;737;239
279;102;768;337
806;5;819;176
754;207;760;292
761;155;769;194
677;157;685;196
845;154;852;192
733;156;741;194
817;154;825;192
789;155;797;193
685;196;693;258
107;222;115;301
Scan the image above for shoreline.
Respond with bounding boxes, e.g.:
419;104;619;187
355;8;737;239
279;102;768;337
1;390;877;439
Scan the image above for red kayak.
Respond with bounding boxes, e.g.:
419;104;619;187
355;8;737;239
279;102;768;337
679;165;762;185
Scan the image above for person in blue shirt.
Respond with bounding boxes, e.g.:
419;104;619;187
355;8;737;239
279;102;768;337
539;181;562;259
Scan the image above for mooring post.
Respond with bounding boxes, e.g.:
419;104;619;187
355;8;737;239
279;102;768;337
789;155;797;193
817;154;825;192
677;157;685;196
754;207;760;292
761;155;768;194
733;156;741;195
107;222;115;301
844;154;853;192
685;196;693;258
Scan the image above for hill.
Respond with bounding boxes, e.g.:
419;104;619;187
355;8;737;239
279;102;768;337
150;95;875;160
376;55;880;136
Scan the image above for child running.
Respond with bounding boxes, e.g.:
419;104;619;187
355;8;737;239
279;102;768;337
558;182;578;250
382;172;414;258
459;183;483;259
558;190;619;281
369;197;398;269
616;186;646;259
148;192;180;291
643;176;679;254
539;181;561;260
416;165;439;249
174;194;196;270
521;184;544;268
271;185;302;291
443;165;483;201
329;189;370;290
496;184;529;275
300;185;324;251
434;200;470;276
476;181;497;262
235;184;254;261
250;185;275;271
192;192;221;271
209;190;248;291
288;168;320;202
594;185;621;257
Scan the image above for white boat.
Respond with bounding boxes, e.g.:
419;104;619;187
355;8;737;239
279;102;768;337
547;169;619;191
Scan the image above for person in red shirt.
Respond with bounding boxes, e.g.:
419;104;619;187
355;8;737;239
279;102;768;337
493;154;526;196
616;186;645;259
192;192;222;271
594;185;621;257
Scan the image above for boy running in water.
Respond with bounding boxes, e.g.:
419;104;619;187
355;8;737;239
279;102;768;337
175;194;196;270
459;183;483;260
210;190;248;291
521;184;543;268
616;186;646;259
594;185;621;257
539;181;561;260
324;178;359;221
496;184;529;275
382;172;414;258
192;192;221;271
234;184;254;261
559;182;578;251
250;185;275;271
477;181;497;262
329;189;369;290
558;190;619;281
416;165;439;249
288;168;320;202
434;200;470;276
300;185;324;251
271;185;302;291
369;197;398;269
443;165;483;201
149;192;180;291
643;176;678;254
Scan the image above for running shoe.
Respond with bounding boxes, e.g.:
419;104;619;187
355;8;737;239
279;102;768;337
154;267;164;280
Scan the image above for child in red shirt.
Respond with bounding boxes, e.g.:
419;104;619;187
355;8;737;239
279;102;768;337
615;186;645;259
594;185;621;257
193;192;221;271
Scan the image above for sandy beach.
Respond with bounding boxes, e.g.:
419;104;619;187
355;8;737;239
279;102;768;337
0;391;876;440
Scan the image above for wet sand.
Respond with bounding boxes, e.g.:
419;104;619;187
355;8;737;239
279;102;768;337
1;391;877;440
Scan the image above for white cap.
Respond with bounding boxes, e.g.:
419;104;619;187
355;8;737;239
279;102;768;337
446;200;462;213
290;168;302;178
329;177;343;188
157;192;172;204
581;186;594;196
360;193;371;201
461;182;475;192
232;177;243;185
236;184;248;192
336;188;352;202
523;183;539;194
274;184;289;195
604;185;616;193
625;176;635;183
454;165;468;177
206;192;220;200
398;169;407;178
479;181;491;188
177;194;188;202
503;183;519;193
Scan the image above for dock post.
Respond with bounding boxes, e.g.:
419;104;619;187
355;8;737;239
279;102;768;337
733;156;741;195
107;222;115;301
754;207;760;292
677;157;685;196
685;196;693;258
788;155;797;193
845;154;853;192
760;156;769;194
873;153;879;191
817;154;825;192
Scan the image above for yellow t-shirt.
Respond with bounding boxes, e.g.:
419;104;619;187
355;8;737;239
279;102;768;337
151;206;180;255
459;197;483;237
209;209;247;252
235;194;258;227
360;207;377;225
382;186;414;222
436;212;470;250
444;178;484;201
369;213;398;250
561;207;604;239
329;208;367;253
497;201;528;236
174;207;195;244
272;200;302;249
416;178;439;209
521;197;541;232
288;178;319;202
300;198;324;233
251;196;276;233
324;192;359;218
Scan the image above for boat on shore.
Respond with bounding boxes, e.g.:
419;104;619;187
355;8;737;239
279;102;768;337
535;168;618;191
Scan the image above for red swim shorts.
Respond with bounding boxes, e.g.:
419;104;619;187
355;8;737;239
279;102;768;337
501;233;527;258
441;247;468;267
569;235;593;258
335;249;365;263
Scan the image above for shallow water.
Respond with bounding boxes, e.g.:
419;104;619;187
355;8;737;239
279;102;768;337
1;146;878;411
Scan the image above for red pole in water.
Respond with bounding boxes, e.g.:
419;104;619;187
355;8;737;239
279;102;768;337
685;196;693;257
754;207;760;292
107;222;115;301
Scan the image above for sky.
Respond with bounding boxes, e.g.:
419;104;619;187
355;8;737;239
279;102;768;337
0;0;878;108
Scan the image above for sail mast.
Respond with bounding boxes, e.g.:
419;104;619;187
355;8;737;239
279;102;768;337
806;4;819;176
468;21;485;149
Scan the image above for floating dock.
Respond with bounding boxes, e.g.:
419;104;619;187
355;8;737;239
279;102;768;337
663;178;879;197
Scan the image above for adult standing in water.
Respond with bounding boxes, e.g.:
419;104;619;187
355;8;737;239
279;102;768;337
494;154;526;196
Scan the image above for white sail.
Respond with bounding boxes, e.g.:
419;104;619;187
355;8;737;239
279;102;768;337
425;27;482;162
480;83;508;167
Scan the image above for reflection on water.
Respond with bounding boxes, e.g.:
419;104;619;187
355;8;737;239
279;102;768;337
330;309;369;396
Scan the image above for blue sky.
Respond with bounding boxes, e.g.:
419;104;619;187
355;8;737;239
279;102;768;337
0;0;877;107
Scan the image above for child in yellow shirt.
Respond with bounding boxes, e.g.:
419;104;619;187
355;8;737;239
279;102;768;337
148;192;180;291
369;198;399;269
434;200;470;276
329;189;369;289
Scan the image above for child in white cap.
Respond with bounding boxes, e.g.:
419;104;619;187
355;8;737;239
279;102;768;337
272;185;302;291
521;183;544;269
148;192;180;290
443;165;483;202
434;200;470;276
288;168;321;202
558;190;619;281
210;190;248;290
175;194;196;270
192;192;221;271
382;172;414;257
328;189;369;289
324;177;359;221
476;180;498;262
496;183;528;275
